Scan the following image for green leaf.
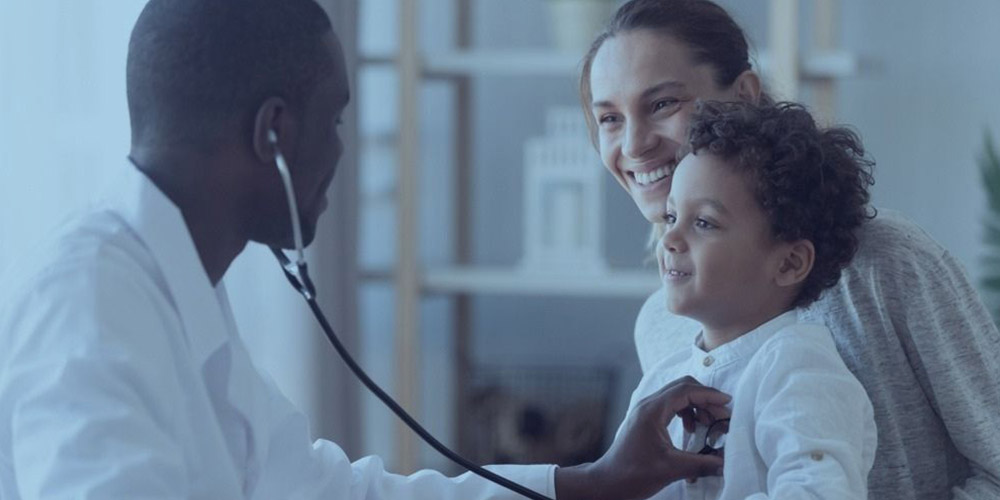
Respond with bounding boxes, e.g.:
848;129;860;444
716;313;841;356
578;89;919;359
978;129;1000;322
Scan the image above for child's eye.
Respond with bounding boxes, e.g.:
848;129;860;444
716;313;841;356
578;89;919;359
664;212;677;225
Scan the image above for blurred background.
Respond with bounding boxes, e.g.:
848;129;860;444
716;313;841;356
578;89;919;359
2;0;1000;476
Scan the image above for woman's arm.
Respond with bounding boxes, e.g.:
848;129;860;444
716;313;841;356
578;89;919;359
879;237;1000;498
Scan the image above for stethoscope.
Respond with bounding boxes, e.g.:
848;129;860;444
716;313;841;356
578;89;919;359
267;130;554;500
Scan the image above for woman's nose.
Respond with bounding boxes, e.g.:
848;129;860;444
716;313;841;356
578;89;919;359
622;120;660;160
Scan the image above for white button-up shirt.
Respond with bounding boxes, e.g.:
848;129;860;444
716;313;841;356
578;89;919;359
0;163;555;499
619;311;877;500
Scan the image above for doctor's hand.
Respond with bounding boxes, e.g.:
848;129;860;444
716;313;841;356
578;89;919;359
554;376;730;500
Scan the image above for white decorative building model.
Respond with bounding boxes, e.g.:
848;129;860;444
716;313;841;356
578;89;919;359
520;107;606;274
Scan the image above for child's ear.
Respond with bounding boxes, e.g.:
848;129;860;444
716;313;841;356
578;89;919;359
775;239;815;287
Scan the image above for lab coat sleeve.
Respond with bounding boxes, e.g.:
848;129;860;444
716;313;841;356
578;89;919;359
250;384;557;499
742;331;876;500
2;261;192;498
310;441;558;500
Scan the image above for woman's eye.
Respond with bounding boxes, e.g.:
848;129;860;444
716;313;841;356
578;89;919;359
653;98;679;112
694;218;716;229
598;114;619;125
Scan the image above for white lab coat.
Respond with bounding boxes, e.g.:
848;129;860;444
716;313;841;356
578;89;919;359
0;163;556;499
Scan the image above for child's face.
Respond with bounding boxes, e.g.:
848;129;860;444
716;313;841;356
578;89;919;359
659;153;790;331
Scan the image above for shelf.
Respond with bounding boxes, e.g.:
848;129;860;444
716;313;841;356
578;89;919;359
757;49;860;80
422;50;585;76
418;48;860;80
421;266;660;298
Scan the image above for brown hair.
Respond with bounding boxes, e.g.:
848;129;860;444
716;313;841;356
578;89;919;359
579;0;763;147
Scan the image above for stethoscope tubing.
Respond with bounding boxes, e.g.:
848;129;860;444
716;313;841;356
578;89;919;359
269;139;552;500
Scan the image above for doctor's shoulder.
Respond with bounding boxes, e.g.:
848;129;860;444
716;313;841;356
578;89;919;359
0;209;177;366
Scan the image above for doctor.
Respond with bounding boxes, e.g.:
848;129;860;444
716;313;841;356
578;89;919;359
0;0;730;498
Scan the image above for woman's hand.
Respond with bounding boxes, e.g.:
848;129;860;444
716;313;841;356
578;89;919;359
555;376;730;500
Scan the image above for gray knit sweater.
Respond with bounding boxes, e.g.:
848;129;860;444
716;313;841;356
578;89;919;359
633;209;1000;499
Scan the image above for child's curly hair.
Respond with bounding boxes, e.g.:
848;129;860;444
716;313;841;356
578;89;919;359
686;100;876;308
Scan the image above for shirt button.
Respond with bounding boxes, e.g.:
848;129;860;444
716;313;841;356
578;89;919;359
811;451;824;461
702;356;714;367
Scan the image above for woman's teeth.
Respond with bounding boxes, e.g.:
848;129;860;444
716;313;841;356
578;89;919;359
634;167;670;186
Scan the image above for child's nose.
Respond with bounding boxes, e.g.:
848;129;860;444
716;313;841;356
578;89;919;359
661;226;685;254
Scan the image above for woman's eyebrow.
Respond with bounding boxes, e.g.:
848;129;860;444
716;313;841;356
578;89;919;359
591;80;686;109
639;80;686;101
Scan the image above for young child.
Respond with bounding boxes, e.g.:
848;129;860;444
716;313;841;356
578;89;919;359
623;100;878;499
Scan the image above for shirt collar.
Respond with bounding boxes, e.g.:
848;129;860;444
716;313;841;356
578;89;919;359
104;159;231;366
692;310;798;367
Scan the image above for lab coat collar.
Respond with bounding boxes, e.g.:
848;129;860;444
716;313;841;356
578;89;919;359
105;159;231;367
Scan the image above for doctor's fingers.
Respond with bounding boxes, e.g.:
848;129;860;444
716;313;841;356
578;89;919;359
635;376;731;428
678;403;731;434
668;448;725;482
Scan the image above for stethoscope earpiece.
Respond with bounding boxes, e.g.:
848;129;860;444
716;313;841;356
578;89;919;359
268;127;308;283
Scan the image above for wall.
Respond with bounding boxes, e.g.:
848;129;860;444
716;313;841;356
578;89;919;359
837;0;1000;280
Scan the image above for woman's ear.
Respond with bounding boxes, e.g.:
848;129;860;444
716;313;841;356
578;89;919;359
252;97;290;163
775;239;815;288
733;70;762;104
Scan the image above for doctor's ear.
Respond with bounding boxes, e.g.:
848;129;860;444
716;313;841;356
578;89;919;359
252;97;291;162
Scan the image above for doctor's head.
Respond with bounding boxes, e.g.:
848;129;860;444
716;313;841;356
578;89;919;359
126;0;349;248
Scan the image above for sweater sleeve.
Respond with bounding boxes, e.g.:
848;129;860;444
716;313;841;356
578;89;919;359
881;232;1000;499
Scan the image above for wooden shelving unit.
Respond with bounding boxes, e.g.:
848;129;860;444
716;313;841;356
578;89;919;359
374;0;856;472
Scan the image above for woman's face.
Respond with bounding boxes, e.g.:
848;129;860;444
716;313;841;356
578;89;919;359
588;29;744;222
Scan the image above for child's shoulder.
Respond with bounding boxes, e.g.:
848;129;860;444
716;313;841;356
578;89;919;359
750;321;844;372
731;321;864;408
